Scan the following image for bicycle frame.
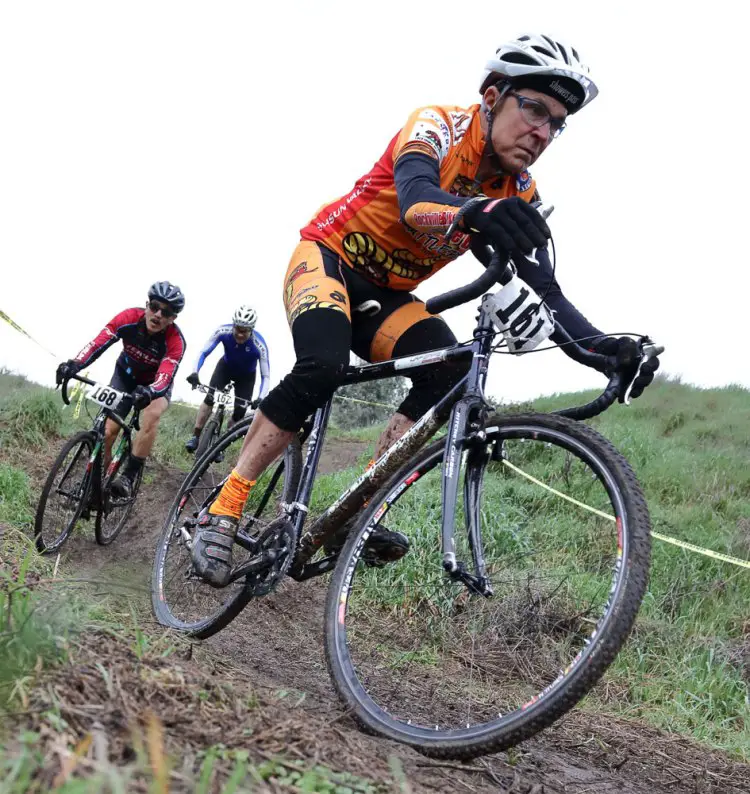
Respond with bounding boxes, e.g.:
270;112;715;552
61;375;141;493
288;304;513;582
283;285;654;585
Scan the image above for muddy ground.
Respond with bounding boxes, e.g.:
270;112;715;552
6;438;750;793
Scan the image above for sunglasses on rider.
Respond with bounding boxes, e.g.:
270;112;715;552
147;300;177;318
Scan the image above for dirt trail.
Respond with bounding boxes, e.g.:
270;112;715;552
22;442;750;793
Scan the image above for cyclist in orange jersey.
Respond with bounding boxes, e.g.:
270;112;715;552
192;33;660;587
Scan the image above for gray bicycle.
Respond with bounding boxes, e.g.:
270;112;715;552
152;249;662;759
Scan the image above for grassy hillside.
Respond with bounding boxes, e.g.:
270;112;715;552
1;369;749;788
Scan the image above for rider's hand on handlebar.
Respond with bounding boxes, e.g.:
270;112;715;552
598;337;661;402
132;385;154;411
460;197;550;255
56;359;82;386
186;372;201;388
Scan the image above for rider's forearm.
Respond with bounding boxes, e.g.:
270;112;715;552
514;248;606;369
74;326;118;367
152;333;186;396
192;330;222;373
259;360;270;398
394;154;467;233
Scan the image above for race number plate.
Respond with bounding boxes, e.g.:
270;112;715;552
214;390;233;406
85;383;125;411
484;275;555;353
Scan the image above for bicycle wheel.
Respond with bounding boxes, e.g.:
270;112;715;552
34;431;95;554
195;415;220;461
95;436;141;546
151;418;302;638
325;412;651;759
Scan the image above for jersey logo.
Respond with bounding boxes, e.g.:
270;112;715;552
516;171;533;192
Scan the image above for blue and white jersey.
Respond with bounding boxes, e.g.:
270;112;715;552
193;324;271;398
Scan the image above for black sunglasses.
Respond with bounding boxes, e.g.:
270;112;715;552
147;300;177;318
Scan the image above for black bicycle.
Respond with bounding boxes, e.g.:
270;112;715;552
191;382;255;461
152;250;662;759
34;375;144;553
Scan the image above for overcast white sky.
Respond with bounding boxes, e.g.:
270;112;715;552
1;1;748;407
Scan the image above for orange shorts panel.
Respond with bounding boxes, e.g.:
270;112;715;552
369;300;434;362
283;241;351;327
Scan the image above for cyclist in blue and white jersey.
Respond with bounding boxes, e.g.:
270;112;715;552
185;305;270;452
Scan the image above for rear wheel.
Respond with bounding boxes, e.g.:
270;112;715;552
325;412;651;759
34;432;95;554
151;417;302;638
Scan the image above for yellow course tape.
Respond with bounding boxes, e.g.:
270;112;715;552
0;309;58;358
334;394;397;410
71;370;90;419
501;459;750;571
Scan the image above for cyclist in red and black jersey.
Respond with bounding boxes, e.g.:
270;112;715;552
56;281;187;499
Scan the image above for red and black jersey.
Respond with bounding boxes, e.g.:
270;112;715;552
74;308;186;397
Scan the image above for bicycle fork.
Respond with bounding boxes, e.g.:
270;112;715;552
440;313;494;596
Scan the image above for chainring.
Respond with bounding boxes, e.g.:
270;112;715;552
244;518;296;597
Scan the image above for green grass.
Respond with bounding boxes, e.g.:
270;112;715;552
0;737;388;793
0;388;63;450
517;381;750;755
0;464;33;528
0;370;199;471
0;531;80;713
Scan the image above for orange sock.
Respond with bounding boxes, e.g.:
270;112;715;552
209;470;256;520
365;458;376;471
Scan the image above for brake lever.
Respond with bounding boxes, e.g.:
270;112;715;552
622;339;665;405
517;202;555;271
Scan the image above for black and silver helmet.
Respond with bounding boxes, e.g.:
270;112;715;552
147;281;185;313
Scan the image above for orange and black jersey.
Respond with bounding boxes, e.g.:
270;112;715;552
301;103;536;291
298;102;609;355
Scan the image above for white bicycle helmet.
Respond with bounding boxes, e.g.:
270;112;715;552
480;33;598;113
232;305;257;329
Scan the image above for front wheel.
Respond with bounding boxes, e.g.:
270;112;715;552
195;414;221;461
34;432;96;554
325;412;651;759
95;435;142;545
151;417;302;638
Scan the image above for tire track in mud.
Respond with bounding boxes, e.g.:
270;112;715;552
27;444;750;793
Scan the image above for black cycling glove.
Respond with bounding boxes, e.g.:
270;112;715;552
56;359;82;385
595;336;660;401
186;372;201;387
459;196;550;255
132;385;154;411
